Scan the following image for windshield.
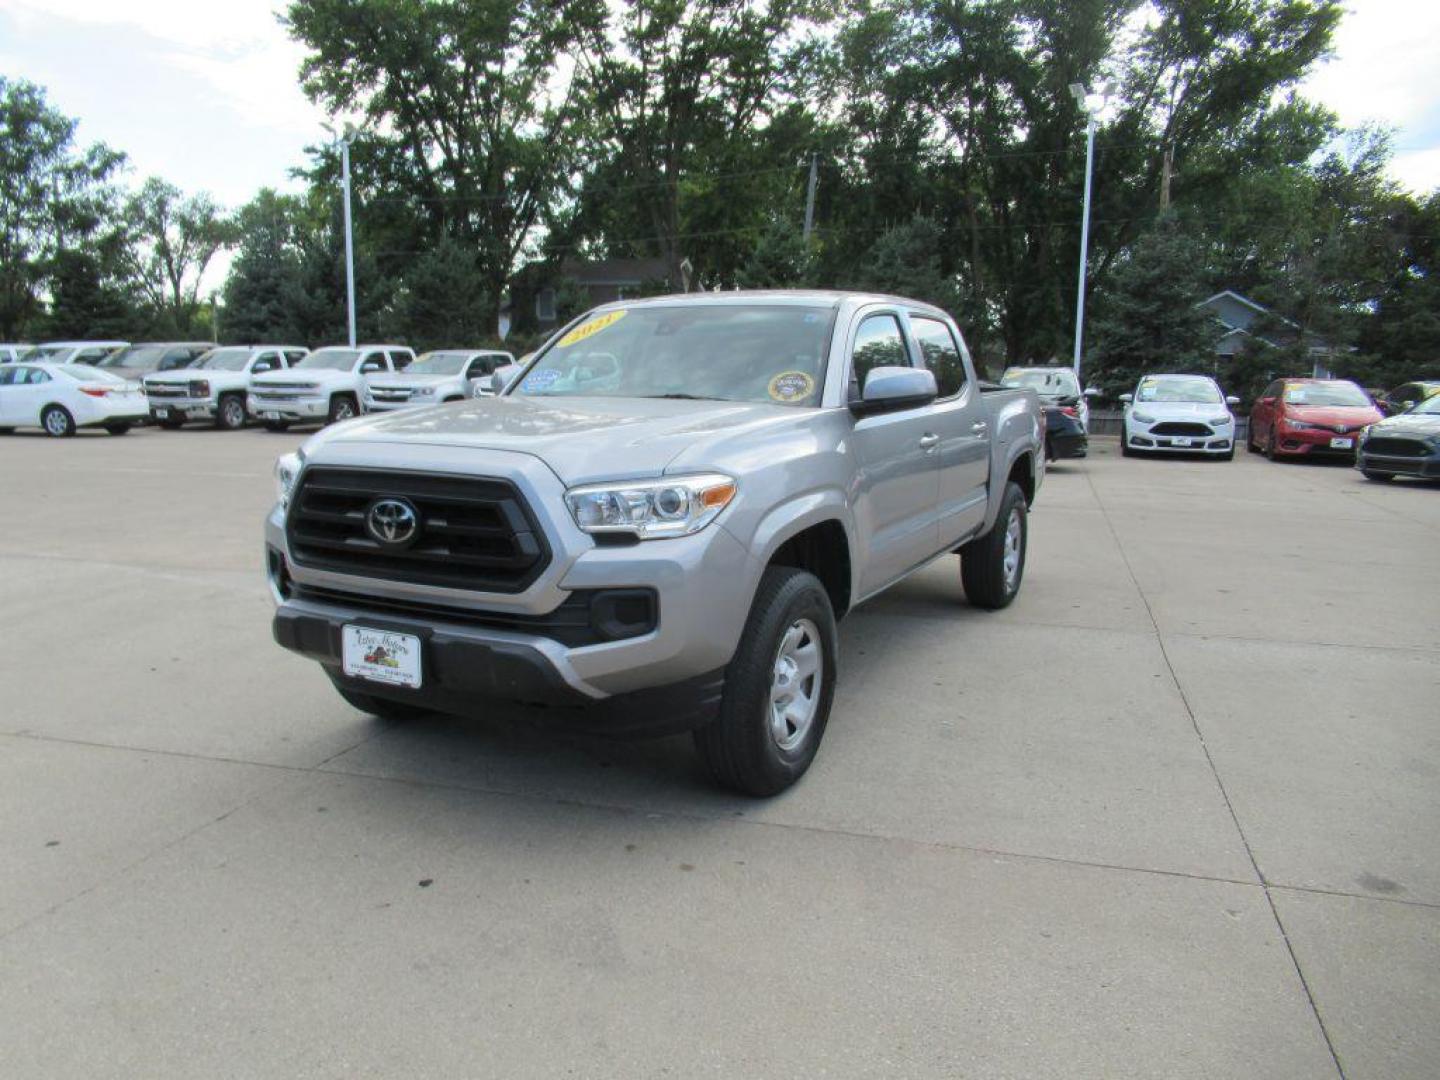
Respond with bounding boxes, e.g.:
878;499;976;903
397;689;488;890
1001;368;1080;398
22;345;72;361
57;365;126;383
407;352;472;376
1409;396;1440;416
294;348;361;371
99;344;170;370
1136;376;1222;404
193;347;253;371
513;304;836;405
1284;381;1371;407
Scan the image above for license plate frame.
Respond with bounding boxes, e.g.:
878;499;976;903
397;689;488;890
1330;437;1354;449
154;408;170;419
341;626;423;689
1170;436;1192;447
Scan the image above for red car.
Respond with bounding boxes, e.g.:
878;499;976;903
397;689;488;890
1248;378;1383;460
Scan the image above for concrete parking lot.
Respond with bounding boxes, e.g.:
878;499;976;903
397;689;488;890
2;426;1437;1079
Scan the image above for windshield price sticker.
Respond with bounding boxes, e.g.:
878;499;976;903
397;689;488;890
521;368;562;392
557;309;627;348
768;370;815;403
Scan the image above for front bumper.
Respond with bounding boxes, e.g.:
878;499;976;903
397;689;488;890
1270;427;1362;456
364;396;429;412
248;394;328;420
1126;422;1232;453
1357;447;1440;478
262;443;757;728
149;396;215;421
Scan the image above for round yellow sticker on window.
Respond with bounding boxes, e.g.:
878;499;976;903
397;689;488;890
557;309;626;348
768;370;816;403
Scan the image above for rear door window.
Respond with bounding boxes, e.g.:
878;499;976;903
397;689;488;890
910;317;967;399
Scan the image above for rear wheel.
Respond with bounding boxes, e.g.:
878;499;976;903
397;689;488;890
334;686;433;722
216;394;247;430
104;423;131;436
42;405;75;437
960;481;1028;610
693;566;837;797
1361;469;1394;482
327;394;358;424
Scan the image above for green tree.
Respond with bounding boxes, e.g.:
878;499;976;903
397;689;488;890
222;189;306;343
386;236;491;350
738;216;814;288
123;177;236;335
286;0;585;325
0;77;126;337
1085;215;1215;390
852;216;960;312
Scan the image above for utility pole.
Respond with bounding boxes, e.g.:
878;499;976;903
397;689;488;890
339;134;358;348
803;153;818;243
1160;143;1174;211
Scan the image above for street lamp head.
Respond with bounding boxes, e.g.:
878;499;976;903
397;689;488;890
1069;83;1087;105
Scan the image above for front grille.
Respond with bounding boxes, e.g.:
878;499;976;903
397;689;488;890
1149;422;1213;437
257;381;317;391
145;384;188;398
287;467;549;592
370;388;414;401
291;584;655;647
254;391;302;401
1364;437;1428;457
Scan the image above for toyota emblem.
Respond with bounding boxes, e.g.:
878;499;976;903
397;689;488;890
365;497;419;546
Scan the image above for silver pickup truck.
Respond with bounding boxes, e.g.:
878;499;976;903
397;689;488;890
265;291;1044;794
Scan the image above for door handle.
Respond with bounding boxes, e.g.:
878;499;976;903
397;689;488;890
971;421;989;435
919;433;940;450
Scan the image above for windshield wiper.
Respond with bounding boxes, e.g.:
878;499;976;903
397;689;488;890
641;393;721;400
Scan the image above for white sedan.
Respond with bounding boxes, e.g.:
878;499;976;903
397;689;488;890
0;362;148;437
1119;374;1241;459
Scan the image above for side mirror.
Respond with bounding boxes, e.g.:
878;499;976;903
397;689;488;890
1118;392;1133;404
491;364;522;394
849;366;938;417
1259;396;1276;405
1401;400;1417;411
253;361;274;373
1083;387;1101;398
1225;395;1240;406
360;359;384;373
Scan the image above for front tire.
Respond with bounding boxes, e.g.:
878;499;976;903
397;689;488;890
1120;424;1135;457
1266;426;1280;461
216;394;247;430
960;481;1028;610
327;394;358;424
1361;469;1394;482
104;423;131;436
42;405;76;437
693;566;838;797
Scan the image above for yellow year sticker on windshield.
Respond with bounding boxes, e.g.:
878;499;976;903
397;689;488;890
556;309;626;348
768;370;816;403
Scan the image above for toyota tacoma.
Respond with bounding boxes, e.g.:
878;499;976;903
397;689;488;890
265;292;1044;794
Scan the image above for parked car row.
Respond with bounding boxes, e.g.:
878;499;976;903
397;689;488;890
0;340;516;437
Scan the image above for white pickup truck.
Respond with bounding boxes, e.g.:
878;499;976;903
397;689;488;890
365;349;515;412
144;345;308;429
248;344;417;429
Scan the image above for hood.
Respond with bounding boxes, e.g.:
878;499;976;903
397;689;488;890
1131;400;1230;420
253;368;349;386
367;373;452;389
1284;404;1381;427
305;395;809;485
1372;412;1440;436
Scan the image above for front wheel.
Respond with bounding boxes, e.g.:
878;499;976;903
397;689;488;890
104;423;131;436
1120;424;1135;457
327;394;358;424
693;566;838;797
960;481;1028;610
1361;469;1394;482
42;405;76;437
1266;426;1280;461
216;394;247;430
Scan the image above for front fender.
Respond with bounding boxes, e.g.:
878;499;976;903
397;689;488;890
723;486;857;614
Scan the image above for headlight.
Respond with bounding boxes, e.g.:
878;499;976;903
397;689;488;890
1208;415;1232;426
413;386;435;397
275;451;303;508
565;473;737;539
1132;411;1156;424
1285;417;1318;431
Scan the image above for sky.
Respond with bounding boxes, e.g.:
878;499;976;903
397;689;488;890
2;0;1438;211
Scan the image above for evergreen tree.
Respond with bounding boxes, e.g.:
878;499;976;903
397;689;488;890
1086;216;1215;391
738;217;814;289
223;190;304;343
853;217;960;312
386;237;490;351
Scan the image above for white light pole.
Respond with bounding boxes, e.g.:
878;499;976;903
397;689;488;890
1069;83;1110;381
323;122;359;348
